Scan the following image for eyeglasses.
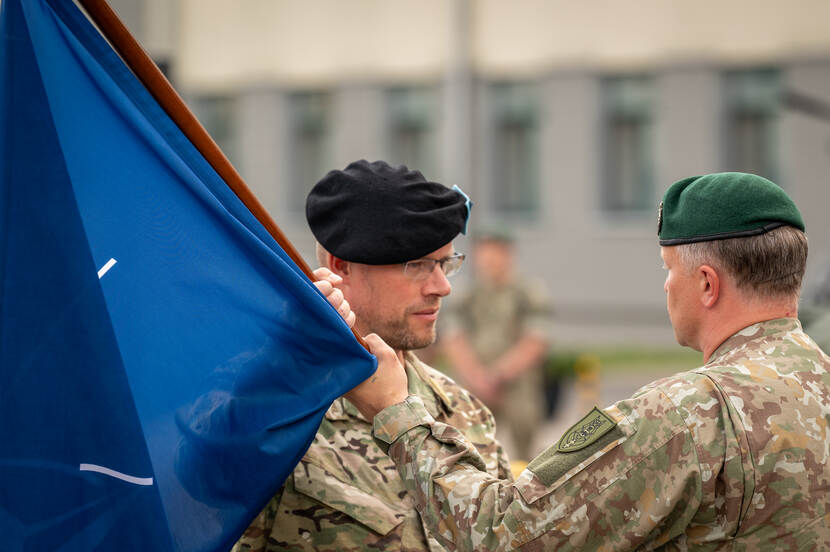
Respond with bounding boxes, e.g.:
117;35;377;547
403;253;466;281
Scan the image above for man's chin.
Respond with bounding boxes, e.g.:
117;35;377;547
673;329;699;351
400;334;436;351
383;329;436;352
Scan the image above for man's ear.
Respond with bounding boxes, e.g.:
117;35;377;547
699;265;720;308
329;255;351;279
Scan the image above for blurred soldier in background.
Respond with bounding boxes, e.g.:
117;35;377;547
233;160;510;552
442;229;553;460
345;172;830;550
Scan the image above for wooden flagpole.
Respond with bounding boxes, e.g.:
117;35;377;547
77;0;367;348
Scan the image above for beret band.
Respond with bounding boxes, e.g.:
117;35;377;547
658;222;788;246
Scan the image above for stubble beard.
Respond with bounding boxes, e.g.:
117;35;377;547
361;304;439;351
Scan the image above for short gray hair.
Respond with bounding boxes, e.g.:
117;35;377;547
675;225;808;300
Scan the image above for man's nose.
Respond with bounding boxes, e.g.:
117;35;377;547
423;264;451;296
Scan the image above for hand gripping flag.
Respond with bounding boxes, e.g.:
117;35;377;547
0;1;376;550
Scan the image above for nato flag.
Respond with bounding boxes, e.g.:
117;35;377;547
0;0;376;550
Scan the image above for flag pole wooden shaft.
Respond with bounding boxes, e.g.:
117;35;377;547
78;0;368;349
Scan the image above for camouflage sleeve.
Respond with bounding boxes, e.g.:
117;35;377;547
231;484;285;552
375;390;705;551
494;437;512;482
424;365;514;481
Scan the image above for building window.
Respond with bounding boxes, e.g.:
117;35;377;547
724;69;780;182
601;76;654;213
386;87;437;176
489;82;539;216
190;95;237;166
289;92;331;211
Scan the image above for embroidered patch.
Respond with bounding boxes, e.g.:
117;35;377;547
527;413;625;487
556;407;616;453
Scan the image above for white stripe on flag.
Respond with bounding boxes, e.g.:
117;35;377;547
79;463;153;486
97;258;117;279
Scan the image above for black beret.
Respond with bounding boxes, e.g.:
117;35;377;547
658;172;805;246
306;160;472;264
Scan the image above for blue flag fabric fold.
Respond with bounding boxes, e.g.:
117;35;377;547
0;1;376;550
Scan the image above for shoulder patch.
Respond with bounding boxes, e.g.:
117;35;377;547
526;407;624;487
556;407;616;453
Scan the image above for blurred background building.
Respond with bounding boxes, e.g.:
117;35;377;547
110;0;830;348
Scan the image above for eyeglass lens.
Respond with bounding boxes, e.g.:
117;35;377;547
404;254;465;279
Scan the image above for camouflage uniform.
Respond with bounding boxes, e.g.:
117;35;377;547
443;279;553;459
375;318;830;550
233;352;511;552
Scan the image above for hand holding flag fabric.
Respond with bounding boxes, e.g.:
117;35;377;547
345;334;410;421
309;269;409;421
312;268;356;329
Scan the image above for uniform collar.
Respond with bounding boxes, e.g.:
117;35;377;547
326;351;454;422
707;317;802;365
404;351;455;417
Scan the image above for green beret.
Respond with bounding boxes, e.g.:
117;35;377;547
306;160;472;264
658;172;805;246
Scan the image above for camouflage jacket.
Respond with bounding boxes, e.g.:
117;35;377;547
375;318;830;550
233;352;511;552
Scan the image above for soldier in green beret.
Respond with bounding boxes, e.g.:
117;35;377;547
343;172;830;550
233;160;511;552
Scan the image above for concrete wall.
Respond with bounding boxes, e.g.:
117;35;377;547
473;0;830;75
176;0;830;90
177;0;451;90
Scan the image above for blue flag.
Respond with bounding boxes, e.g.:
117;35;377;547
0;1;376;550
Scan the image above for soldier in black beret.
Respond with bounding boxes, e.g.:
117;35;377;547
305;159;473;350
234;160;512;552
